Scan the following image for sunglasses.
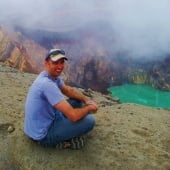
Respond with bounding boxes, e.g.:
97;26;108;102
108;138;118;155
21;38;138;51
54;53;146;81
45;49;65;60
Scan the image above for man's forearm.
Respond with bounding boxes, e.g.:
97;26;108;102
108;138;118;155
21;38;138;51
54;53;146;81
62;86;88;103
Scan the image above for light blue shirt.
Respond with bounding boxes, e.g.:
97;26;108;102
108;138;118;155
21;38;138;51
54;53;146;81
24;71;65;140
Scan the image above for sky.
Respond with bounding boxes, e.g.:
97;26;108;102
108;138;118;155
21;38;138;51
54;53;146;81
0;0;170;59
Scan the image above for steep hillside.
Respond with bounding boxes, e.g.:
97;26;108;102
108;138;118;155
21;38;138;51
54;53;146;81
0;25;46;73
1;23;170;92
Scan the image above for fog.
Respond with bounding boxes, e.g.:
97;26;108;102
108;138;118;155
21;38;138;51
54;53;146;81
0;0;112;31
0;0;170;59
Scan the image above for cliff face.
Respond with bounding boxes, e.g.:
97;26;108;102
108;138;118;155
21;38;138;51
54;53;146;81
0;26;46;73
65;54;170;92
0;24;170;92
150;56;170;90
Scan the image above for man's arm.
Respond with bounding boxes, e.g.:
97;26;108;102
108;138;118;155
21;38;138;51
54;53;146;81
54;99;98;122
61;84;88;104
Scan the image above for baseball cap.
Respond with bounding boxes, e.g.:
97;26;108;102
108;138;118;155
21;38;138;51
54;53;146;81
45;49;68;62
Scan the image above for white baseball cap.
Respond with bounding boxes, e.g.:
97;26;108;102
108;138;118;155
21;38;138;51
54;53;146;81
45;49;68;62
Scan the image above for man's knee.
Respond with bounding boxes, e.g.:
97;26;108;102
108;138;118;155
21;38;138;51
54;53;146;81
85;114;95;129
67;98;83;108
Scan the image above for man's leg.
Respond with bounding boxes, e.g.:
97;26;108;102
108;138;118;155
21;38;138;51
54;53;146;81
40;114;95;147
39;99;95;147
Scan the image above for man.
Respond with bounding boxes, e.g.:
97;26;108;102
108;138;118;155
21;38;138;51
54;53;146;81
24;49;98;149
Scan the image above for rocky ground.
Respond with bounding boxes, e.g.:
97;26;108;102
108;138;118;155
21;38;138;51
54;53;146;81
0;63;170;170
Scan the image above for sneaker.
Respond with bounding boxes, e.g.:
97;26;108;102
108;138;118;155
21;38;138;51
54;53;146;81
70;136;85;150
56;136;85;150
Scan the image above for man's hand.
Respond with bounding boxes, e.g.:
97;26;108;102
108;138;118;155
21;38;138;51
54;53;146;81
85;100;98;113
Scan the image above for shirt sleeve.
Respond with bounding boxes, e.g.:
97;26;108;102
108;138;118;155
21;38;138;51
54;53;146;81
55;77;65;88
42;79;65;106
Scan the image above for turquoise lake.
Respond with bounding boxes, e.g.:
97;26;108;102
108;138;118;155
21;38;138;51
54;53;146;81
108;84;170;109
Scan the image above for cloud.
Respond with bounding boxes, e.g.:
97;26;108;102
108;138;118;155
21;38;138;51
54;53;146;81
111;0;170;58
0;0;170;59
0;0;112;30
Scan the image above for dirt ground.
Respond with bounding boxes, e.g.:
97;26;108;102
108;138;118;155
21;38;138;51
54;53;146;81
0;63;170;170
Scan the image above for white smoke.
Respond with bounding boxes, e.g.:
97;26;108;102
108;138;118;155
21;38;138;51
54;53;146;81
111;0;170;59
0;0;170;59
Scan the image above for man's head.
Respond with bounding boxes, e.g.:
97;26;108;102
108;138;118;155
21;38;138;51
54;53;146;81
45;49;68;62
45;49;68;78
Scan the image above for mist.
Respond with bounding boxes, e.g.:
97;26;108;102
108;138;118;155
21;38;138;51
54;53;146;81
0;0;170;59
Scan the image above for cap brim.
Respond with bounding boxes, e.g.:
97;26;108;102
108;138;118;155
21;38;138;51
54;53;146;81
50;54;68;62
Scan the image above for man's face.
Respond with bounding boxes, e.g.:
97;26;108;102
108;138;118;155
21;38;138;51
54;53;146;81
46;58;65;78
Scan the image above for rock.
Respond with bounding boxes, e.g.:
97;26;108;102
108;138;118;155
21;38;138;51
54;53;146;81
7;125;15;133
150;55;170;91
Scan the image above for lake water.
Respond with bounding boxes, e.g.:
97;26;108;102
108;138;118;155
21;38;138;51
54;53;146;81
108;84;170;109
